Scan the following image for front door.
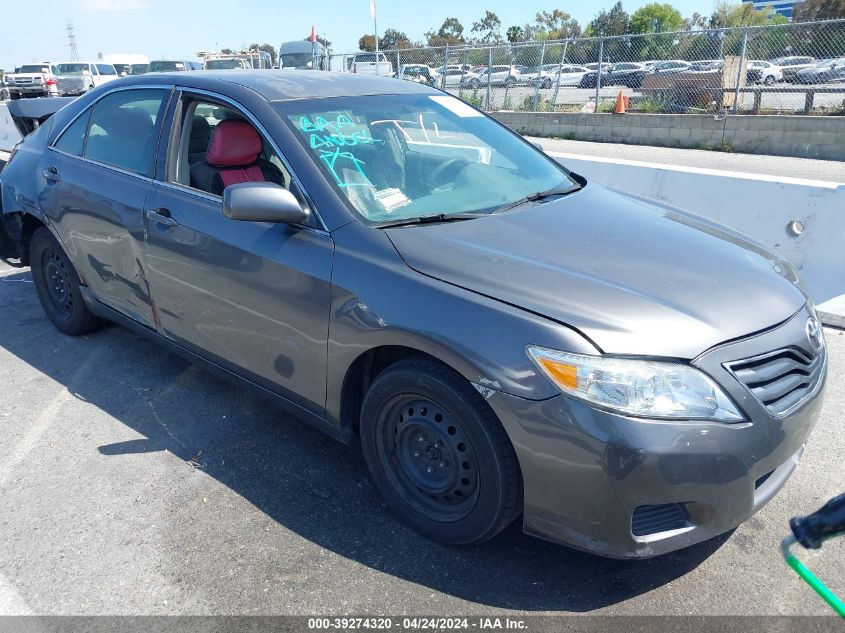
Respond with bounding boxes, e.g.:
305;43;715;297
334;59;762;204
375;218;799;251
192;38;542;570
143;95;333;416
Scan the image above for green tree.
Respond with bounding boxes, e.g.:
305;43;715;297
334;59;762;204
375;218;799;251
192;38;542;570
533;9;582;39
506;25;525;43
358;34;376;51
587;1;631;36
425;17;466;46
709;2;788;27
630;3;685;33
471;10;503;43
379;28;412;50
793;0;845;21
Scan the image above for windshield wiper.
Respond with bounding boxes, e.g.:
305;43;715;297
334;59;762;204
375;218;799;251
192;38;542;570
377;212;489;229
490;185;582;215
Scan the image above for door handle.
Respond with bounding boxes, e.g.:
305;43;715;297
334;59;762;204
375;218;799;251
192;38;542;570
146;207;177;227
42;166;61;182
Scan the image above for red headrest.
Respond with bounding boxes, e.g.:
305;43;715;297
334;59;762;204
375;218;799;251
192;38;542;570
206;120;262;167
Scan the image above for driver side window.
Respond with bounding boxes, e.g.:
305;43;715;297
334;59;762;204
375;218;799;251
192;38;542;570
169;97;292;198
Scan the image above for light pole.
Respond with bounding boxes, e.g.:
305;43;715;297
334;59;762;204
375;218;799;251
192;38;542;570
370;0;379;54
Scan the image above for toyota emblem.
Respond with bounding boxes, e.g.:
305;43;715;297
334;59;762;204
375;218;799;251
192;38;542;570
806;317;824;353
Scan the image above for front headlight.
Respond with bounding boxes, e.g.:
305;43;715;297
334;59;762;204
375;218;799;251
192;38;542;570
527;346;744;422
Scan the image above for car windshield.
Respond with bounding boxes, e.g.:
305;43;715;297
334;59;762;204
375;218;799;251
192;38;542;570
281;53;314;68
277;94;579;225
816;59;837;68
56;64;88;75
130;64;149;74
149;61;185;72
205;59;245;69
19;65;49;73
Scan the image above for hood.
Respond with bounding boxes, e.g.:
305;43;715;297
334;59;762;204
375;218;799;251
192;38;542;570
386;184;806;359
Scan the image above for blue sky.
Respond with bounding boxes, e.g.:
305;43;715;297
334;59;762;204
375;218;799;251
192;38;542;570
2;0;715;70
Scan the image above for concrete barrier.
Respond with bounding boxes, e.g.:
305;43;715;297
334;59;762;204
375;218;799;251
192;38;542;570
496;112;845;161
549;150;845;324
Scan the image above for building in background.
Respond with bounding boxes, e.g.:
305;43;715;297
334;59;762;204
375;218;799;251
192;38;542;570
741;0;803;20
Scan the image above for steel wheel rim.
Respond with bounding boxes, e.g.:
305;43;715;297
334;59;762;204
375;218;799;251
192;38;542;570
377;395;480;522
41;246;73;318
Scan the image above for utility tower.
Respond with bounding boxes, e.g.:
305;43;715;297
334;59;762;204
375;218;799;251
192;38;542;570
66;21;79;61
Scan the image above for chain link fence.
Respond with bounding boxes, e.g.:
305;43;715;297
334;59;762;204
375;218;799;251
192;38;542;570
329;19;845;116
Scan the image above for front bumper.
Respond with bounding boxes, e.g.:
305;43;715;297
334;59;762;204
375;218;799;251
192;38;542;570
7;86;51;97
488;307;826;558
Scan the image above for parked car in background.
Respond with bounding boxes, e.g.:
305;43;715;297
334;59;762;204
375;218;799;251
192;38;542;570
771;56;815;82
101;54;150;77
578;64;613;88
650;60;692;75
440;68;474;88
528;64;590;88
3;63;59;99
749;60;783;85
347;52;393;77
148;60;197;73
398;64;436;86
478;65;524;87
54;62;118;96
607;62;649;89
794;58;845;84
0;71;826;560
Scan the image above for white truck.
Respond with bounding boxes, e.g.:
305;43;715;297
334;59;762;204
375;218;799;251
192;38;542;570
54;61;119;96
3;63;60;99
346;52;394;77
199;50;273;70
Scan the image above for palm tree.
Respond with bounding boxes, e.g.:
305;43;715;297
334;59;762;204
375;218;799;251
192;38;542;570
506;25;524;43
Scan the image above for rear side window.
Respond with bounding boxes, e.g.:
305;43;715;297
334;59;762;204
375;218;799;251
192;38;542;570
96;64;117;75
54;109;92;156
84;89;167;176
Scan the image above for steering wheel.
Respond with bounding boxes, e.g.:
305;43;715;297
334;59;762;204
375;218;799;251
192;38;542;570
428;158;469;190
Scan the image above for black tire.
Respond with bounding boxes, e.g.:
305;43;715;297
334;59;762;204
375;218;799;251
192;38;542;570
542;78;552;89
360;357;522;545
504;76;516;88
30;227;101;336
470;79;481;89
764;75;776;86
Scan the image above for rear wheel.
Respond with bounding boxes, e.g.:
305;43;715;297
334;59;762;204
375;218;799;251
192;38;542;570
764;75;776;85
360;357;522;545
30;227;101;336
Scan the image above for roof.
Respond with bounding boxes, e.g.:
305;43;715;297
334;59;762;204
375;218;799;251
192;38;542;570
136;70;439;101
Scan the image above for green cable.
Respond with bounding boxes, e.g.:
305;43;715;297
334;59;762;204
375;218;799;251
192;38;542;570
786;554;845;619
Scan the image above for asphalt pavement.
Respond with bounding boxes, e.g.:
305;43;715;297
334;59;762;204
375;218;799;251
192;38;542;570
0;259;843;616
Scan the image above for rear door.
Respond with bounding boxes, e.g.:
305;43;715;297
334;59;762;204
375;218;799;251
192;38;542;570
39;86;171;327
142;91;334;417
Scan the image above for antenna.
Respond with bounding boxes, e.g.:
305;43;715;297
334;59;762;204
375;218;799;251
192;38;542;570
66;20;79;61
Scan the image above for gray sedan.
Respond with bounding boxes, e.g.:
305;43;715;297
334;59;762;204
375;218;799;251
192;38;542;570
0;71;827;558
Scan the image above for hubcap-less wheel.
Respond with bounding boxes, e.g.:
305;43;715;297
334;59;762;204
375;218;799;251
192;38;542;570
379;397;479;522
42;246;74;318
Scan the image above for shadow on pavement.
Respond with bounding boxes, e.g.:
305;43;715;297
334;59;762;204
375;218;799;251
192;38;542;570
0;268;728;611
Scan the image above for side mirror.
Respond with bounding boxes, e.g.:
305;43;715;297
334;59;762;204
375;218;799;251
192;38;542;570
223;182;309;224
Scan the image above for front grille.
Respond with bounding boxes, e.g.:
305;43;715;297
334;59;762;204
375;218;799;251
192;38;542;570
727;346;825;417
631;503;689;536
12;78;33;85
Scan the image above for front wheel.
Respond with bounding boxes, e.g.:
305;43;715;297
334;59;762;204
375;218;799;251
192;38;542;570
504;76;516;88
765;75;776;85
360;357;522;545
30;227;101;336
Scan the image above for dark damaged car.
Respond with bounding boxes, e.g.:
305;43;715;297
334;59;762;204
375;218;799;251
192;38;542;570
0;72;827;558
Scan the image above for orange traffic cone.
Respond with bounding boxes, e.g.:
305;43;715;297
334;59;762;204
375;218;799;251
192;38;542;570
614;90;628;114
